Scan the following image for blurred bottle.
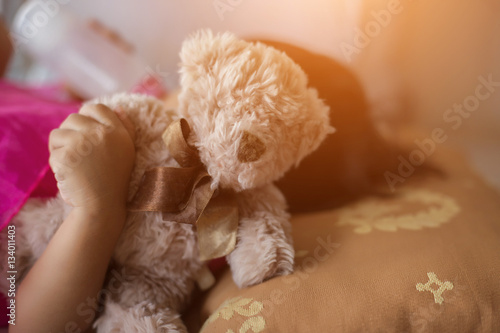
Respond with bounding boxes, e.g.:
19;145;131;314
12;0;147;99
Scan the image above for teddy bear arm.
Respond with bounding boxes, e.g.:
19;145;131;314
227;185;295;288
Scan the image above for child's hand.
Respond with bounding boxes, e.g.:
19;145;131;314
49;104;135;213
16;104;135;333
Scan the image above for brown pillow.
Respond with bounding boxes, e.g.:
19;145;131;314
197;149;500;332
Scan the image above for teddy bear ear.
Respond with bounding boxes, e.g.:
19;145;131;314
180;29;214;66
179;29;240;76
295;88;335;166
179;29;235;91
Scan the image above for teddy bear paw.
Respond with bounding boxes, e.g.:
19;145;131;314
229;238;294;288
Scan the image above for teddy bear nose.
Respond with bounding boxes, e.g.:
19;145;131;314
237;131;266;163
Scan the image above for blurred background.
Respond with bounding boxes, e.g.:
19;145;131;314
1;0;499;190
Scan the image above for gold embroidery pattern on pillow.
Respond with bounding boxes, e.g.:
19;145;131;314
416;272;454;304
336;188;460;234
202;297;266;333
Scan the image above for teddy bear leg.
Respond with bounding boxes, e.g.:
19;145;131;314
93;299;187;333
227;208;295;288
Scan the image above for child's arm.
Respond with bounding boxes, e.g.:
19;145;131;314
11;104;136;333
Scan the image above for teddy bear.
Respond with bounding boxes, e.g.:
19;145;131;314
1;30;332;332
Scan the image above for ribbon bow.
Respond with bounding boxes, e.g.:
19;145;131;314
128;119;238;261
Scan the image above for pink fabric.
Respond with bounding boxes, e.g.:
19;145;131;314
131;74;168;97
0;81;80;231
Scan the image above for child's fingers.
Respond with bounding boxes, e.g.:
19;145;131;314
49;128;75;152
48;146;75;182
115;108;136;142
59;113;100;132
79;103;122;128
48;147;65;175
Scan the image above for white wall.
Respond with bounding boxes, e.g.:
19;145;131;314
353;0;500;189
64;0;362;88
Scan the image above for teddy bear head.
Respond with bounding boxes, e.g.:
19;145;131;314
177;30;333;192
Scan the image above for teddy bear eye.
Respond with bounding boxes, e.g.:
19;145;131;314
237;131;266;163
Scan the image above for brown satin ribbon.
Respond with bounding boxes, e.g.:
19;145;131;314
128;119;238;261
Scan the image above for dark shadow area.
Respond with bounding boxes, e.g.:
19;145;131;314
256;40;441;213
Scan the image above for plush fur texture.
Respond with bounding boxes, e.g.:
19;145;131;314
0;30;332;332
179;30;333;191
